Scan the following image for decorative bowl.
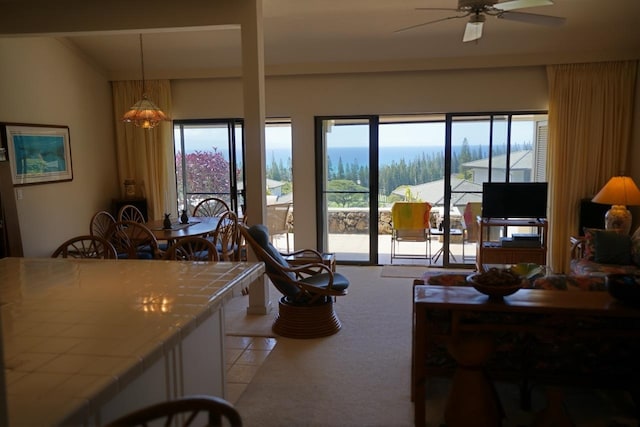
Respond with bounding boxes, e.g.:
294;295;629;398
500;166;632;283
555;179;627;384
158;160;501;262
467;269;524;299
606;274;640;305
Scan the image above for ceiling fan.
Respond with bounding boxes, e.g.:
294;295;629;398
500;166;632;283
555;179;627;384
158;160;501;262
395;0;566;42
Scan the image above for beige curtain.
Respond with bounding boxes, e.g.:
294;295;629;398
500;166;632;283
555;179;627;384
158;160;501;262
546;60;638;273
112;80;175;221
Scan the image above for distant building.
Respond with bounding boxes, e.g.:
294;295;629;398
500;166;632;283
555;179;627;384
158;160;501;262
462;150;533;183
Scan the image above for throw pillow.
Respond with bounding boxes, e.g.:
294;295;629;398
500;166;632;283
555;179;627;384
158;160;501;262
593;230;631;265
582;227;607;261
632;226;640;267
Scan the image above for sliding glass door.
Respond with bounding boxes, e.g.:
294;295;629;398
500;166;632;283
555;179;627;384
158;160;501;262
449;113;548;266
316;117;377;264
315;112;547;267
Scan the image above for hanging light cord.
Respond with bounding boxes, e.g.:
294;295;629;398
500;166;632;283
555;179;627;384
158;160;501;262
139;34;146;95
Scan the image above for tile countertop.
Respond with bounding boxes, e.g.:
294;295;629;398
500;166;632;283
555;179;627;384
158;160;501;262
0;257;265;426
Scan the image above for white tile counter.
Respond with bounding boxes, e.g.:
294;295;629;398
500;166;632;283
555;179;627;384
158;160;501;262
0;257;264;426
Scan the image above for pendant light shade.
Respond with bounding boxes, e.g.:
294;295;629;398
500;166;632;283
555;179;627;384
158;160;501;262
122;34;169;129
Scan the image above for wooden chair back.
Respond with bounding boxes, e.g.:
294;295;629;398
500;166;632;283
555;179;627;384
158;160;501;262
51;235;117;259
117;204;146;223
90;210;116;239
212;210;239;261
106;221;161;259
193;197;230;217
103;395;242;427
162;236;219;261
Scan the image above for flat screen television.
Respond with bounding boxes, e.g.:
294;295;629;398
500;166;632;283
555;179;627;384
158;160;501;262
482;182;548;219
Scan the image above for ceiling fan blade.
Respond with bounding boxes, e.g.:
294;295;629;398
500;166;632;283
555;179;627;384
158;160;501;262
463;21;483;42
495;0;554;12
415;7;460;12
498;11;566;26
394;14;468;33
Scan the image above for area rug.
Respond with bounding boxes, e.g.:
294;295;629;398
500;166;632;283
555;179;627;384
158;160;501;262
379;264;428;278
232;265;637;427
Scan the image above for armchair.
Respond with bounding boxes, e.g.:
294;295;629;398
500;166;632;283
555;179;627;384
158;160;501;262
240;224;349;338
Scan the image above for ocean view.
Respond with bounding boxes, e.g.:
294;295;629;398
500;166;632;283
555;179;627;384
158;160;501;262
265;144;486;167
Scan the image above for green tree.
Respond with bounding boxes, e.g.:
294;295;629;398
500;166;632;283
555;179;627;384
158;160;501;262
327;179;367;207
337;157;345;179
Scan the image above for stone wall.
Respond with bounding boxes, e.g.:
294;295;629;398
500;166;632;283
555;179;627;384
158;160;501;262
290;207;463;234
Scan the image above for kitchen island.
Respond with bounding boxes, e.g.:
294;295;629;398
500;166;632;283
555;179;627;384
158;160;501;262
0;257;264;426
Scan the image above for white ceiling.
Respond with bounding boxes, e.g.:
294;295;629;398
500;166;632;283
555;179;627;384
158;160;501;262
60;0;640;80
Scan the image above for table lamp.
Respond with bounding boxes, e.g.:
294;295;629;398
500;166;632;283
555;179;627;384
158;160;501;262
592;175;640;234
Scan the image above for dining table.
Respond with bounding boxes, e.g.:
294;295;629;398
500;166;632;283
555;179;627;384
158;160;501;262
146;216;220;243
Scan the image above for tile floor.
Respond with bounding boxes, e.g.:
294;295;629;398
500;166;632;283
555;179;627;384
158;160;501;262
225;335;277;404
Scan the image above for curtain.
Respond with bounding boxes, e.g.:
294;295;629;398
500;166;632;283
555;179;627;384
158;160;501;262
112;80;175;221
546;60;638;273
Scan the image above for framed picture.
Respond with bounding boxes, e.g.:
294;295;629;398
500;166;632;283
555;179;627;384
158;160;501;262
1;123;73;186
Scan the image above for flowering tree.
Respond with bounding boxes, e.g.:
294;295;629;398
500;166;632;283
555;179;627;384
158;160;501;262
175;149;233;208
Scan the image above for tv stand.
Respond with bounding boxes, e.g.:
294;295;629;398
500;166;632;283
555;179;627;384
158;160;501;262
476;218;548;271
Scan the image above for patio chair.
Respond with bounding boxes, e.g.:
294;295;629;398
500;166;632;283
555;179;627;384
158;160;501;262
390;202;432;264
51;235;117;259
240;223;349;338
103;395;242;427
266;202;292;252
462;202;482;262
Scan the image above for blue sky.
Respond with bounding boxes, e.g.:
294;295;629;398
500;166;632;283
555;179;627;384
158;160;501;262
175;120;536;152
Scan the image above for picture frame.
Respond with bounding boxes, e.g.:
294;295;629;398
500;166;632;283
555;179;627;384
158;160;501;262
1;123;73;186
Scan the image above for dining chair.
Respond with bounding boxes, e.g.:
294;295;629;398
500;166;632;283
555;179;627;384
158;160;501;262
117;204;146;223
211;210;240;261
51;235;117;259
193;197;230;218
90;210;116;239
103;395;242;427
162;236;220;261
106;220;162;259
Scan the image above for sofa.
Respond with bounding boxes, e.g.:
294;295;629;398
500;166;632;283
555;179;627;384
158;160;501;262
570;226;640;276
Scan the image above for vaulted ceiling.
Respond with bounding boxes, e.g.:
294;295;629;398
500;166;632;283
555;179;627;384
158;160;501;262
15;0;640;79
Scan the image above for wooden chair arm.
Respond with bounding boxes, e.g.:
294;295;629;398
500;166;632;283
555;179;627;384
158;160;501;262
283;248;323;260
570;236;586;260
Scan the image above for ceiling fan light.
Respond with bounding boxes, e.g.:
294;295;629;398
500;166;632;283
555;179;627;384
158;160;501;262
463;21;484;42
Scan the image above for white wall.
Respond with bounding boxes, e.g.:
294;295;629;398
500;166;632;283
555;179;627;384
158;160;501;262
172;66;549;248
2;39;637;255
0;38;119;257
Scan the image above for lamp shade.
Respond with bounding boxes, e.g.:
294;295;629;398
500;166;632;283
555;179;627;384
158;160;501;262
122;95;169;129
592;176;640;207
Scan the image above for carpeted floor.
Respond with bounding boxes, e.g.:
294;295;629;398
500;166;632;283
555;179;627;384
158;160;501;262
228;265;637;427
380;265;472;279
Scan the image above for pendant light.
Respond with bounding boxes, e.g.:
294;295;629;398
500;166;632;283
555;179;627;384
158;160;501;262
122;34;169;129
